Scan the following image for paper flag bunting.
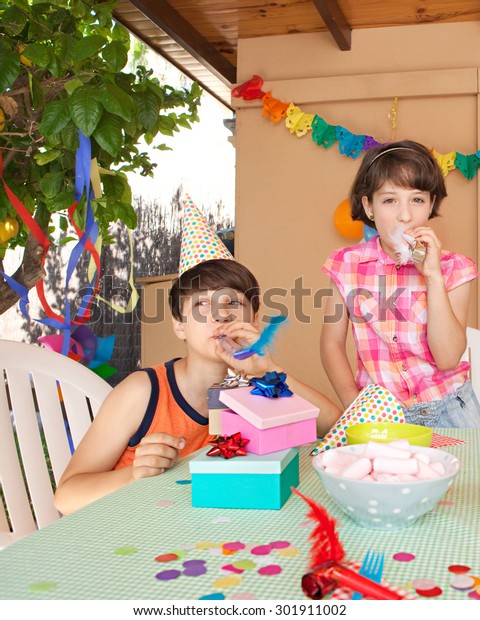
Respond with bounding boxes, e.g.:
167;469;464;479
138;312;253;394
232;74;480;181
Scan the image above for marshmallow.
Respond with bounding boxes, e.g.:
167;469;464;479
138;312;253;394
387;439;411;451
341;457;373;480
320;450;358;469
414;452;431;464
318;442;448;483
430;462;446;476
416;460;441;480
365;441;411;460
373;457;419;475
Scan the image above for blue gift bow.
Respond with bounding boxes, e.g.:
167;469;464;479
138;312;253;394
250;372;293;398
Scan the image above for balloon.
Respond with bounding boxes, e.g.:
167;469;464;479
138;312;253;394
333;199;363;239
0;216;19;243
363;223;379;241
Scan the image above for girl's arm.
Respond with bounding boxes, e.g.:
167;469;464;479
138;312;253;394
426;278;470;369
54;372;185;515
320;280;359;409
408;227;470;369
214;322;343;438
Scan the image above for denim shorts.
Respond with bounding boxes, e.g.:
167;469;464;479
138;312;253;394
403;380;480;428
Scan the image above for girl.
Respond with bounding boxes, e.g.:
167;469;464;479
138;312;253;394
321;140;480;427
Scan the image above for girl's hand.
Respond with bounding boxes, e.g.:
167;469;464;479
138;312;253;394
213;322;277;378
132;433;186;480
404;226;442;280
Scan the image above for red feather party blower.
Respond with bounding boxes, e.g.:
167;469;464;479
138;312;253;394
294;489;404;600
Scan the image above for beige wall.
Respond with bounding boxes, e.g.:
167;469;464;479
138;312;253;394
233;22;480;406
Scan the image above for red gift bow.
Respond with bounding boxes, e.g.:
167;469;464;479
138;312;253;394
207;432;250;459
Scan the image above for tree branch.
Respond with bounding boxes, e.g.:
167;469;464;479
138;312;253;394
0;234;45;315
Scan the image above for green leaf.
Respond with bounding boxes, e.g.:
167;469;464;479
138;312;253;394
22;42;51;68
34;150;61;166
158;115;176;137
59;235;77;246
52;32;74;62
114;202;137;229
39;171;64;199
59;215;68;231
135;90;160;131
72;35;107;63
61;122;79;150
39;99;71;136
29;73;45;110
64;77;83;95
2;6;27;35
0;49;20;92
69;86;103;136
48;54;63;78
93;112;123;158
101;175;126;201
111;22;131;44
102;41;128;72
99;83;133;121
46;190;76;213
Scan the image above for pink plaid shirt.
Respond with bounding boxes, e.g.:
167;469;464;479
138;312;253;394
323;237;478;406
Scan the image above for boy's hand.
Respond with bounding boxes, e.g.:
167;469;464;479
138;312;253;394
214;323;280;377
132;433;186;480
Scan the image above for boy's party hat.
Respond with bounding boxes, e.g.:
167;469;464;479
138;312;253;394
179;195;233;275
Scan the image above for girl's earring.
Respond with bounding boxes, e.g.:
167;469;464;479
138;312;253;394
368;214;375;221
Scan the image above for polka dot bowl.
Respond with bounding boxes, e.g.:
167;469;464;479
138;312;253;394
311;445;460;530
346;422;433;447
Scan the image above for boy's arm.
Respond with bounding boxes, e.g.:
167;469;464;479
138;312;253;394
54;372;184;515
213;323;342;438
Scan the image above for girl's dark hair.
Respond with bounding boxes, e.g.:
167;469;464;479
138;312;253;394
169;259;260;320
350;140;447;228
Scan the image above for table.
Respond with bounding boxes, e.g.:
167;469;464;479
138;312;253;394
0;429;478;600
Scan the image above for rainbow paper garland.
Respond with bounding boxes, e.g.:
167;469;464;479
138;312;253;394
232;75;480;180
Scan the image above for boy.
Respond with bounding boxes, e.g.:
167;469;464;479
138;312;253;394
54;258;263;515
55;200;341;515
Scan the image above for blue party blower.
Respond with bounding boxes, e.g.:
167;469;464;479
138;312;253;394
232;315;287;360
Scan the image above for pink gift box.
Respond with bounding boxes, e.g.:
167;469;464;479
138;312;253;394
219;386;319;429
219;386;319;455
221;409;317;455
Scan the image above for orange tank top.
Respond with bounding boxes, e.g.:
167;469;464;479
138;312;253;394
114;359;215;469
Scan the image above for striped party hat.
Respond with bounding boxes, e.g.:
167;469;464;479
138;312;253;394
179;195;233;275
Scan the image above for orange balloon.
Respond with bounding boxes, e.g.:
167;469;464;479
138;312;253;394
333;199;363;239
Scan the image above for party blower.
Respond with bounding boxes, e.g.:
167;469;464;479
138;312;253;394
217;315;288;359
294;489;404;600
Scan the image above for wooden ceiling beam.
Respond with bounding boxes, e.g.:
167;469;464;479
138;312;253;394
312;0;352;51
127;0;236;85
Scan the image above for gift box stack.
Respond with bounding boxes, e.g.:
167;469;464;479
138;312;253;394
189;372;319;510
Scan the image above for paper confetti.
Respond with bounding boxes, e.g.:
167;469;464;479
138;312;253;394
258;565;282;576
393;552;416;562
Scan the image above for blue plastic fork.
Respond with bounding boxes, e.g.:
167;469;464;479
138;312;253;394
352;551;385;600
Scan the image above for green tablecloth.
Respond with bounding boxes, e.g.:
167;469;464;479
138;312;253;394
0;428;478;600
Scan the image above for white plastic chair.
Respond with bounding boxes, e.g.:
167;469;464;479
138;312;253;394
463;326;480;398
0;339;112;548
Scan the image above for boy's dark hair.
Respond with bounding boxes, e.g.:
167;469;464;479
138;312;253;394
350;140;447;228
169;259;260;320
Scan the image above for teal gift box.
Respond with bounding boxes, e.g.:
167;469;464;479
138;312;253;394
189;447;299;509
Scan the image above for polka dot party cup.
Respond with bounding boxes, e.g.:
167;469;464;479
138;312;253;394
311;445;460;530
